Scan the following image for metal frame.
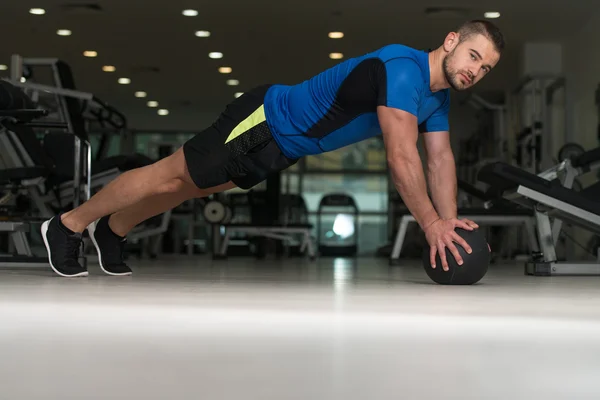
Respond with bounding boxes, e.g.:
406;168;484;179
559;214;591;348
217;225;316;260
389;213;537;265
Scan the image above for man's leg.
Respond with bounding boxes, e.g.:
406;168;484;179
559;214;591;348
87;180;235;276
41;146;214;278
61;147;193;233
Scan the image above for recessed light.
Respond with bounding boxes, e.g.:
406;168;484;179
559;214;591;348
234;92;244;98
20;77;26;83
195;30;211;37
83;51;97;58
226;79;239;86
219;67;232;74
0;65;7;71
135;91;147;98
147;101;159;108
182;9;198;16
118;78;131;85
209;52;223;59
484;11;501;18
102;65;116;72
328;32;344;39
29;8;46;15
158;109;169;116
57;29;72;36
329;52;344;60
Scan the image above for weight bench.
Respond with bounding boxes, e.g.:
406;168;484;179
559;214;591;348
478;161;600;276
217;223;316;260
389;208;537;265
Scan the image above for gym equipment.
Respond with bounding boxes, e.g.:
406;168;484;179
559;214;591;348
0;106;73;268
528;145;600;250
216;192;315;260
558;143;585;162
511;75;566;173
202;200;233;225
316;193;359;257
478;161;600;276
422;228;491;285
203;200;227;224
2;58;170;261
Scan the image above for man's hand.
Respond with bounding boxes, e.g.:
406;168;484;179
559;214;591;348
424;218;479;271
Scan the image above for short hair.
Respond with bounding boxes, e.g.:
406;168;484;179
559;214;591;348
456;20;505;54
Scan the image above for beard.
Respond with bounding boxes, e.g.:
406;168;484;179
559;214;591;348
442;49;468;91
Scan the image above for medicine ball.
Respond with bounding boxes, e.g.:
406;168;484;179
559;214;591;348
422;228;490;285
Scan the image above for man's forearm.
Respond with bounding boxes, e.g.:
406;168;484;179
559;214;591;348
389;152;440;230
427;154;457;219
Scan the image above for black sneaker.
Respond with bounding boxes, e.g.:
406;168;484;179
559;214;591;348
41;215;88;277
88;215;132;276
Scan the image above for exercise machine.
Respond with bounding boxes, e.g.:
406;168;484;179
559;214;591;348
479;161;600;276
214;192;316;260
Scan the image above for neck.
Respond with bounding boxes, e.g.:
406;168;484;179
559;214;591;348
428;47;450;92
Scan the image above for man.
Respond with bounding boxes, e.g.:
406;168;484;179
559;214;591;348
41;19;504;277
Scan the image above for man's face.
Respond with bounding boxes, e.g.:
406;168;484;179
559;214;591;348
442;34;500;91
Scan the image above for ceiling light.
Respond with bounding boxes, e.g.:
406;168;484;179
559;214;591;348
158;109;169;116
234;92;244;98
83;51;97;58
147;101;159;108
329;52;344;60
118;78;131;85
182;9;198;16
484;11;501;18
195;30;211;37
209;52;223;59
0;65;7;71
328;32;344;39
57;29;72;36
20;77;26;83
135;91;147;98
219;67;232;74
102;65;116;72
29;8;46;15
226;79;239;86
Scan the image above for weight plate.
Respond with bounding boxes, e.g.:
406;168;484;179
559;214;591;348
203;200;226;224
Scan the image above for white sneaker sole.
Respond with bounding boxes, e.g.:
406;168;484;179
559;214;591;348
88;220;132;276
41;218;89;278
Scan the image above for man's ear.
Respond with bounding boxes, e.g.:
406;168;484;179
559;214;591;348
443;32;460;53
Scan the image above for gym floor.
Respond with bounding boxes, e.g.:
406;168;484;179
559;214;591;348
1;256;600;400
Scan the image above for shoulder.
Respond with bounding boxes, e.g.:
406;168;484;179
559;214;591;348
367;45;427;87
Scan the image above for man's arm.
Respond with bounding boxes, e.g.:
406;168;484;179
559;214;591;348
377;105;440;230
422;130;457;220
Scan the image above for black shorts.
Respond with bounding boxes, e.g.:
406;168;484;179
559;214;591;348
183;85;298;190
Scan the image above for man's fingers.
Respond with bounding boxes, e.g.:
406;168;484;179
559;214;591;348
430;246;437;269
451;232;472;254
454;219;474;231
444;238;464;265
462;218;479;229
437;241;449;271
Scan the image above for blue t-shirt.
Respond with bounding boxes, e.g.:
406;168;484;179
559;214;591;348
263;44;450;159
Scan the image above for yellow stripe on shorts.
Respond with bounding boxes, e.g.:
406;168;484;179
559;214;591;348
224;105;266;144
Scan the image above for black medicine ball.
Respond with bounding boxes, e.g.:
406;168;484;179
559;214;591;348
422;228;490;285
